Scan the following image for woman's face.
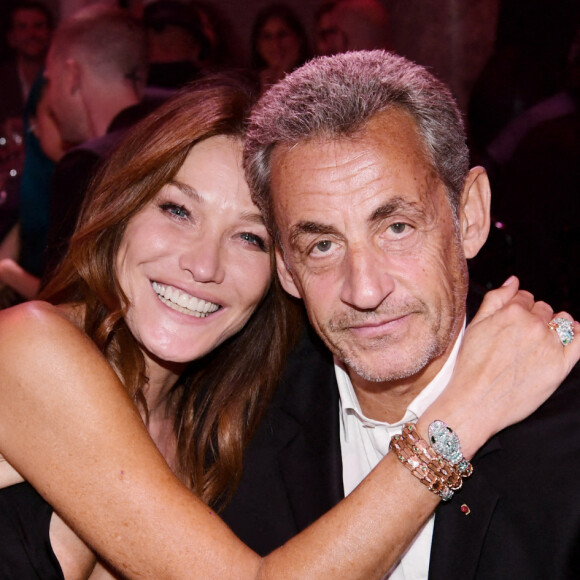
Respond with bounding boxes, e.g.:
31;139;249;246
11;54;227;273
257;16;300;71
116;135;272;367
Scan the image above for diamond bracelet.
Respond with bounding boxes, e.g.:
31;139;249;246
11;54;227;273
390;422;473;501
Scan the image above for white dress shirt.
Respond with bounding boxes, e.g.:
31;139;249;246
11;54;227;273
336;323;465;580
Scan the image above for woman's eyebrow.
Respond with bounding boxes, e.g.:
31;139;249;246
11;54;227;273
167;180;203;202
239;211;266;226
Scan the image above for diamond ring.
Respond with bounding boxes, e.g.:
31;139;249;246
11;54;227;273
547;317;574;346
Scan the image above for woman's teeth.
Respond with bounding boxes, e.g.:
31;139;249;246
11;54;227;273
152;282;220;317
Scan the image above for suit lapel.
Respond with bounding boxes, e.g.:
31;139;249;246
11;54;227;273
428;436;501;580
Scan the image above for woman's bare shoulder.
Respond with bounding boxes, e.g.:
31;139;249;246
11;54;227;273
0;301;92;357
0;300;79;331
0;301;110;401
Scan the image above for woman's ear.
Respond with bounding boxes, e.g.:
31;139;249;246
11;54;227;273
459;166;491;259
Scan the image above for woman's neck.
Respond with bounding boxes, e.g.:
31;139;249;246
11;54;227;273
142;355;186;415
141;357;186;471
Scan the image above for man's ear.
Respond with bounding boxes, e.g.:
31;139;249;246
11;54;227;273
275;244;302;299
64;58;82;93
459;166;491;259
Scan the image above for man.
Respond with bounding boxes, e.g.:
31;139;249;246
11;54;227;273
0;1;53;127
221;50;580;578
314;0;391;56
143;0;208;90
42;5;167;278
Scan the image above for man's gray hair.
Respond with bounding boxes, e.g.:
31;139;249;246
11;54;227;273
244;50;470;237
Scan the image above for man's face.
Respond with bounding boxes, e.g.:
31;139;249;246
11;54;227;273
271;110;473;391
8;8;51;60
315;10;346;56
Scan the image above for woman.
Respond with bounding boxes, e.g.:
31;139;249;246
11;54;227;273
250;4;310;93
0;75;577;579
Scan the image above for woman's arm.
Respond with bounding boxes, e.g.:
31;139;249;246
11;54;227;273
0;279;577;580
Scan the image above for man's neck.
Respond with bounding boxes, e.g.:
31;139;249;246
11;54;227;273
349;325;464;424
88;91;140;140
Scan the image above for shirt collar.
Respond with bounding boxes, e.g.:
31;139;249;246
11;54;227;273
335;320;466;437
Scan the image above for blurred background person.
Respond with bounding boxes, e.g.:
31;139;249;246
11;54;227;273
41;5;155;280
0;77;66;307
250;3;310;93
488;28;580;315
464;2;580;304
0;1;54;252
313;1;337;56
313;0;390;56
190;1;242;70
0;1;53;128
467;0;580;159
144;0;211;90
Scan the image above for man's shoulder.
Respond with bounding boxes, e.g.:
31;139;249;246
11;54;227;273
56;146;101;174
508;363;580;437
432;368;580;578
53;132;121;190
476;363;580;470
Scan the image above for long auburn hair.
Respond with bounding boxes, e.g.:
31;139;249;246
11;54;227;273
39;75;302;509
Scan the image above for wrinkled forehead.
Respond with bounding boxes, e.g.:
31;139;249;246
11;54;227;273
268;110;449;239
270;108;433;190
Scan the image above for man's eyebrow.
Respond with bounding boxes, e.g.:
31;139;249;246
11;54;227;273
369;197;422;223
289;221;339;247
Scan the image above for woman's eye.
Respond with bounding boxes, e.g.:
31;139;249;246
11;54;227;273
160;203;190;219
240;232;267;251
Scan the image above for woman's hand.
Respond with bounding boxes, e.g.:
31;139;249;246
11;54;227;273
420;276;580;457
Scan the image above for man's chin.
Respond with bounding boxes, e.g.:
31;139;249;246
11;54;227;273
347;359;425;383
337;339;441;384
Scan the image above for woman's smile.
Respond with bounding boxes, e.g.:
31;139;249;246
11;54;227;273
152;281;221;318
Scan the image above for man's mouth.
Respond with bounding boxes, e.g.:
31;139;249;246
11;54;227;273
152;282;221;318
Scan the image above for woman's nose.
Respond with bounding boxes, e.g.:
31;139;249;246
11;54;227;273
179;236;226;284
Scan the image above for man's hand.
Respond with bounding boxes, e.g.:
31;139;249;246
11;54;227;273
420;276;580;458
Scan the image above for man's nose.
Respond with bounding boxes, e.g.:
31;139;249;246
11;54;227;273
339;243;395;310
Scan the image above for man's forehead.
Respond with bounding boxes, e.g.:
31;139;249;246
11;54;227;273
271;108;424;161
268;113;447;239
270;111;430;191
13;8;48;25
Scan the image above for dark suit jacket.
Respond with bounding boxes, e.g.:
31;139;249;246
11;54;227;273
222;320;580;578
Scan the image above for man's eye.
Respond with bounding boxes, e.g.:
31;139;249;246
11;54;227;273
390;223;408;234
314;240;333;253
